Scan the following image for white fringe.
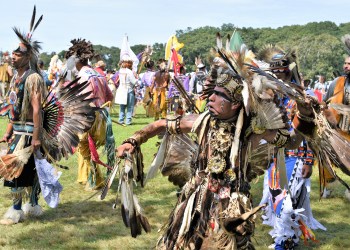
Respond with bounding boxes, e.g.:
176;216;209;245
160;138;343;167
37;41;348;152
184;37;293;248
22;203;43;217
2;206;25;224
230;108;244;166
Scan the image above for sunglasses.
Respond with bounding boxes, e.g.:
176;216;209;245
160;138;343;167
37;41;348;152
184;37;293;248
271;68;290;73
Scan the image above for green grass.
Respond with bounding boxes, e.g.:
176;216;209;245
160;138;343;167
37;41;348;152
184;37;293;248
0;105;349;249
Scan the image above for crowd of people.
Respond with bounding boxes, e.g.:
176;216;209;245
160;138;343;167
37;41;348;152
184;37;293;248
0;5;350;250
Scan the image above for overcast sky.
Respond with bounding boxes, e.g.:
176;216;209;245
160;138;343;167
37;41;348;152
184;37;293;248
1;0;348;53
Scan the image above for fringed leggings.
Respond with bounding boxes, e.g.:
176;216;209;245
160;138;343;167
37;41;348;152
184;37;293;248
11;176;40;210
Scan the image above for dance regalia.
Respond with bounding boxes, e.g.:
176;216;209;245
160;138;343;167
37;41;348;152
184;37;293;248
76;66;114;189
167;74;189;114
0;70;45;202
260;96;326;248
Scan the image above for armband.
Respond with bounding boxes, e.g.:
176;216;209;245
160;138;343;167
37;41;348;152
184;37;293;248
292;113;315;136
271;129;290;148
122;130;147;147
296;111;314;122
166;115;182;135
304;150;314;166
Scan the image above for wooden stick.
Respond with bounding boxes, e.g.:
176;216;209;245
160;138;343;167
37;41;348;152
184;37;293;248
111;119;127;127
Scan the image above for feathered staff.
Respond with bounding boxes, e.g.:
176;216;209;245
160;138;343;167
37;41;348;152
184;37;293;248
172;76;200;114
137;45;153;74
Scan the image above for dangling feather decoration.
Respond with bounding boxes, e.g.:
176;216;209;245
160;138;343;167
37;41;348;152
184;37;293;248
100;158;120;200
145;134;169;183
118;154;151;237
160;134;197;187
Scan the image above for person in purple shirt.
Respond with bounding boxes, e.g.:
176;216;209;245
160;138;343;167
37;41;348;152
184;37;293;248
168;65;189;115
141;61;155;116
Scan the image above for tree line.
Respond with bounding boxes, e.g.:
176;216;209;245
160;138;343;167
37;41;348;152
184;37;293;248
40;21;350;81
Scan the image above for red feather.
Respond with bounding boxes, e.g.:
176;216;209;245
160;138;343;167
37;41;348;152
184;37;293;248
88;133;112;170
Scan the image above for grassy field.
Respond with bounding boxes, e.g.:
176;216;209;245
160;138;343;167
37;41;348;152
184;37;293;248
0;105;349;250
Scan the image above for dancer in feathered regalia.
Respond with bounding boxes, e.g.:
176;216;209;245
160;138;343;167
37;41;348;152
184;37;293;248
0;6;97;225
150;59;170;120
64;38;114;190
116;34;314;249
258;45;326;250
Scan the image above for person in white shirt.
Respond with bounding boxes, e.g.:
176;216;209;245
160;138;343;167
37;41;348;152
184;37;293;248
115;55;137;125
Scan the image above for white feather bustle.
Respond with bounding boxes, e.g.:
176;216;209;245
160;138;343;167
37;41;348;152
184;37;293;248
0;207;25;225
22;203;43;217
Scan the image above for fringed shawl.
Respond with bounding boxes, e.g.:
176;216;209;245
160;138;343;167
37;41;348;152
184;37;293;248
20;72;46;123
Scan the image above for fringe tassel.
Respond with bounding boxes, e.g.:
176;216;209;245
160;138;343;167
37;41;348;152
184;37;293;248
230;108;244;167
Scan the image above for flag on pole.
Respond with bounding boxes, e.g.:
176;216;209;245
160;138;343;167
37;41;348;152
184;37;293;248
120;34;139;72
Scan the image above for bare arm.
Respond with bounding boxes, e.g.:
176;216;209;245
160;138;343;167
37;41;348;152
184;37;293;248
1;123;13;142
31;83;43;151
116;114;198;157
7;65;13;78
150;75;156;93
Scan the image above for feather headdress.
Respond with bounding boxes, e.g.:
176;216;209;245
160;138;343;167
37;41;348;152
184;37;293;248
258;44;302;85
65;38;96;64
13;5;43;74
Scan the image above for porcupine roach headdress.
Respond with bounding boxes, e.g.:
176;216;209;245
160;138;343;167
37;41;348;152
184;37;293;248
13;5;43;74
65;38;96;64
258;44;302;85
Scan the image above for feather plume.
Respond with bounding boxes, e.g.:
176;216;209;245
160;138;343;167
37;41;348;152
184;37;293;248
32;15;43;33
329;103;350;115
160;134;196;187
100;159;120;200
29;5;36;32
225;34;230;51
133;195;151;232
145;134;168;183
216;32;223;49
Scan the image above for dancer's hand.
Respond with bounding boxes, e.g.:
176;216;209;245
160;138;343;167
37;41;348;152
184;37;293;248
296;95;318;117
32;139;41;151
116;143;135;158
302;164;312;178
